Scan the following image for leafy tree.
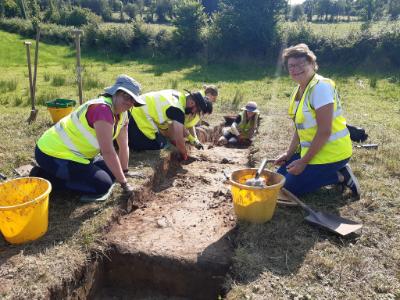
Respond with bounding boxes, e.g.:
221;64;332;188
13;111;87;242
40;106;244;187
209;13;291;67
2;0;22;17
79;0;112;20
212;0;286;55
124;2;137;19
155;0;173;22
173;0;206;55
356;0;378;21
291;4;304;21
202;0;218;14
303;0;316;21
27;0;40;19
59;6;101;26
316;0;331;21
388;0;400;20
43;0;60;23
135;0;145;18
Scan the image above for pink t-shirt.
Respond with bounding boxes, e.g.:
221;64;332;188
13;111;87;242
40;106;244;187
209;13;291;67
86;104;115;128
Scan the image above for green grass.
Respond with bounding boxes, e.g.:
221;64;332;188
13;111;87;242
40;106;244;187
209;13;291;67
0;30;75;67
0;79;17;92
283;20;400;38
0;29;399;299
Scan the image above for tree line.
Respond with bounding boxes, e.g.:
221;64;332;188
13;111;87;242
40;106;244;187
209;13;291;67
292;0;400;22
0;0;399;68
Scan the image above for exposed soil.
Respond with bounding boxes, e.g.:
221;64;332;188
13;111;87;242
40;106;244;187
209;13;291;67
95;144;250;299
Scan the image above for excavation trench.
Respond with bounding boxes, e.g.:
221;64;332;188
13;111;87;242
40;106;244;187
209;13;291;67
77;126;250;299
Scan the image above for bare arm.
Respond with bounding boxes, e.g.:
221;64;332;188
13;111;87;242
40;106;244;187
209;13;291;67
170;121;187;158
116;124;129;171
94;121;127;184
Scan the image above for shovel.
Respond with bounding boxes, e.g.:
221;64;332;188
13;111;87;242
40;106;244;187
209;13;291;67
281;188;362;236
245;158;273;187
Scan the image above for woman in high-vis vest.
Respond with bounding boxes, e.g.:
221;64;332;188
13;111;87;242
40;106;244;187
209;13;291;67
128;89;211;160
34;75;145;197
274;44;360;198
218;101;260;145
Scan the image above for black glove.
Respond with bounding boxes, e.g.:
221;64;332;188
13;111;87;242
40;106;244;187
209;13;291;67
194;141;204;150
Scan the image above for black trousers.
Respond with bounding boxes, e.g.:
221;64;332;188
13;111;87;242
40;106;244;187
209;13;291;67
34;146;114;194
128;113;167;151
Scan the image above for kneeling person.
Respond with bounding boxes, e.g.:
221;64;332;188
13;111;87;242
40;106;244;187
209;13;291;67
34;75;144;196
128;89;211;160
218;101;260;145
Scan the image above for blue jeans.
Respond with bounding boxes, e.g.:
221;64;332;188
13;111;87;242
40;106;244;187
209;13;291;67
277;153;349;197
34;146;114;194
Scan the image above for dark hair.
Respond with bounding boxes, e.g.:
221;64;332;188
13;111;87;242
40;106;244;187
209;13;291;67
99;92;113;98
204;99;213;114
185;89;208;113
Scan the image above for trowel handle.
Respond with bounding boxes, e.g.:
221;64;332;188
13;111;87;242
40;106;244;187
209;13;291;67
255;158;268;179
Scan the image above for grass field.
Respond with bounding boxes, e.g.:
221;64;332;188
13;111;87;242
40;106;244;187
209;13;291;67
283;20;400;38
0;29;399;299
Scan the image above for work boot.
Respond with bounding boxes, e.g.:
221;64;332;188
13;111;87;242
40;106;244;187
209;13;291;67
339;164;361;199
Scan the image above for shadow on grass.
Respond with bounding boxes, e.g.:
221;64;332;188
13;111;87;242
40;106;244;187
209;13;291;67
230;187;361;283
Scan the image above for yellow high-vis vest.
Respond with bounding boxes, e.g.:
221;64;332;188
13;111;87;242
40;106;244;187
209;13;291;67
37;97;127;164
288;74;352;164
129;90;186;140
237;111;259;139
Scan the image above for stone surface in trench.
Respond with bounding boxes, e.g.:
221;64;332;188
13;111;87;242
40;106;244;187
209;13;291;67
96;145;249;299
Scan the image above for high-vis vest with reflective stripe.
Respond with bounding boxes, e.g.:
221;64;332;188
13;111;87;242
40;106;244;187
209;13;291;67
129;90;186;140
37;97;127;164
185;113;200;129
288;74;352;164
237;111;258;139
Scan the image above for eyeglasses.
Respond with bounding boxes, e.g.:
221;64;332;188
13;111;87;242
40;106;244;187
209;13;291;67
121;92;134;104
287;61;309;71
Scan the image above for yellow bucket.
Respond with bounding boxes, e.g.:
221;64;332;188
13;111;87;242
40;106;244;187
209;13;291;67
229;169;285;223
47;106;73;123
0;177;52;244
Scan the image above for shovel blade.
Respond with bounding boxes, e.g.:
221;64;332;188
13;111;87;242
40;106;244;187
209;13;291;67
27;109;38;124
305;212;362;236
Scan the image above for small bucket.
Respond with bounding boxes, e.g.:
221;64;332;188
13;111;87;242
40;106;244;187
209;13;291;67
46;99;76;123
229;169;285;223
0;177;52;244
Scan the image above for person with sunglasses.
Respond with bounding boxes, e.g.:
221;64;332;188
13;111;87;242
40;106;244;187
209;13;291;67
127;89;212;160
275;43;360;198
33;75;144;198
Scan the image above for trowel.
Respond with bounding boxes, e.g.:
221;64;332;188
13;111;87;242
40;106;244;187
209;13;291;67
245;158;271;187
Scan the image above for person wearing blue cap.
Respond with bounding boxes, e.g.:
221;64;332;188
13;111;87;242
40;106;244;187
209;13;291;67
32;75;144;199
128;89;212;160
